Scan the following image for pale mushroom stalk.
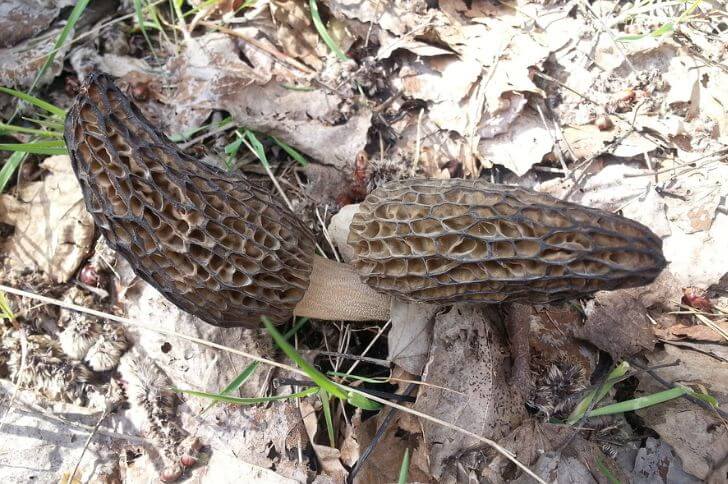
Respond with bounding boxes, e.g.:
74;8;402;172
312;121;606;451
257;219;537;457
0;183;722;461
65;73;667;332
293;255;392;321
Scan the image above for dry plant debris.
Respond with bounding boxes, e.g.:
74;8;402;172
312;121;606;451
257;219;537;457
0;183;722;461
0;0;727;482
0;155;94;282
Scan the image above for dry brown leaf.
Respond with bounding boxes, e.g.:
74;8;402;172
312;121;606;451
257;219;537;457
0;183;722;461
123;448;300;483
415;304;525;478
165;31;371;171
388;301;438;375
0;155;94;282
0;0;73;49
328;203;359;262
560;121;662;161
578;288;659;360
353;410;432;484
633;437;703;484
339;410;361;468
397;55;482;135
479;108;553;176
215;82;371;169
519;304;599;377
270;0;326;70
486;420;629;482
655;322;728;344
167;32;272;134
327;0;429;37
0;25;72;88
637;344;728;480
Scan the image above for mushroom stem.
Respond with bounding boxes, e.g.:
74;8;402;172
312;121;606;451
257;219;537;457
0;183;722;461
293;255;392;321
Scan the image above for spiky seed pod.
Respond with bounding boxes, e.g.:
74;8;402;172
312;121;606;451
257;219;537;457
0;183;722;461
84;325;128;371
13;352;94;403
118;351;194;478
529;362;587;418
59;315;101;359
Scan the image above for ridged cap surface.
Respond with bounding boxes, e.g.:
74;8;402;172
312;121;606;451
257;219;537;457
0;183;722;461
349;178;666;304
64;73;316;328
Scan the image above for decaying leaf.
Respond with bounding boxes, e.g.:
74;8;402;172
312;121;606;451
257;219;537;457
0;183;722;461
575;271;680;359
0;155;94;282
479;108;553;176
0;25;73;88
578;290;656;359
353;407;432;483
0;0;74;49
637;343;728;480
655;322;728;344
633;437;702;484
484;420;629;483
387;300;438;375
270;0;327;70
415;304;525;478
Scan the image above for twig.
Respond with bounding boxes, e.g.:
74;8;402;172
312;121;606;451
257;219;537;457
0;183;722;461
0;284;545;483
576;0;637;73
535;103;569;175
318;351;390;368
200;21;314;75
69;409;110;482
627;358;728;420
344;319;392;377
347;383;417;483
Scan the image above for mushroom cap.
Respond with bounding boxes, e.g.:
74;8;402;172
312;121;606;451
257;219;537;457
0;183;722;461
64;72;316;328
348;178;666;304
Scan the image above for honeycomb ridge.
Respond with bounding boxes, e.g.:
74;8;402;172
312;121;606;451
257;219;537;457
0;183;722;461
349;178;666;304
64;72;316;328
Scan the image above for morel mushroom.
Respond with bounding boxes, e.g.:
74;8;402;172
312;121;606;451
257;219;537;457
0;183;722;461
64;73;667;328
348;179;666;304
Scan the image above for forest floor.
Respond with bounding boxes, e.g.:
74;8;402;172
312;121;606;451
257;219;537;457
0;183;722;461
0;1;727;482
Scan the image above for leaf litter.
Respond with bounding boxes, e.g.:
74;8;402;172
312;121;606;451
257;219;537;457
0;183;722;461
0;0;727;482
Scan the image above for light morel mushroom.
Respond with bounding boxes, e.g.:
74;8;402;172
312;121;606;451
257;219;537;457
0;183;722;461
64;73;667;328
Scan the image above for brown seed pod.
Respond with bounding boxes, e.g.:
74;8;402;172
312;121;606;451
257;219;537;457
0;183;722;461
64;72;316;328
348;178;666;304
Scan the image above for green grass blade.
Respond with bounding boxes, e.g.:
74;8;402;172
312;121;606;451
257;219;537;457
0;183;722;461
176;386;318;405
243;129;269;167
133;0;157;58
319;388;336;447
0;291;15;321
0;141;67;155
280;83;315;92
567;361;630;425
586;386;691;417
398;448;411;484
0;151;27;193
201;317;309;415
28;0;92;94
262;317;347;400
271;136;308;166
346;390;382;410
327;371;388;384
309;0;350;61
0;123;61;138
24;117;65;131
170;116;232;142
0;87;66;117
